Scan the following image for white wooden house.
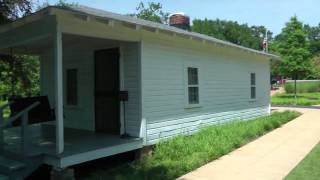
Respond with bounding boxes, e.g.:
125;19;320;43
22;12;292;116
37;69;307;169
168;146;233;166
0;6;278;179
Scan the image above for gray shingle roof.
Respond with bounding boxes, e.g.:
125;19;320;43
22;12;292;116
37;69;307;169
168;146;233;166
54;5;279;59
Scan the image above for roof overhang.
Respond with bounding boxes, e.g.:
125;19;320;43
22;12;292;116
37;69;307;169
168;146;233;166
0;5;280;60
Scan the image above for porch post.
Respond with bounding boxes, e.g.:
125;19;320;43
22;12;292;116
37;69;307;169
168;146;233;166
54;30;64;154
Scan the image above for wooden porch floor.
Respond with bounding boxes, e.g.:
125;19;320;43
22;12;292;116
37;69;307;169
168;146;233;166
4;124;143;168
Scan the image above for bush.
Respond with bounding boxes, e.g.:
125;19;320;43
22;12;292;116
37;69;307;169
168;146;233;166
284;81;320;93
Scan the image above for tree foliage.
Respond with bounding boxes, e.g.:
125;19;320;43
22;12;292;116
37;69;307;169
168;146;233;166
192;19;272;50
0;55;40;97
308;55;320;79
304;24;320;55
0;0;32;24
0;0;39;97
130;2;169;24
36;0;78;10
275;16;312;79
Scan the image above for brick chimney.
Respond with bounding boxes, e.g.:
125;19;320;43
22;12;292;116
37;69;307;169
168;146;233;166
169;13;190;31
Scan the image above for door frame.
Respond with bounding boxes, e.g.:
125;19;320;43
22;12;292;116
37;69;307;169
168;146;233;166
93;47;124;135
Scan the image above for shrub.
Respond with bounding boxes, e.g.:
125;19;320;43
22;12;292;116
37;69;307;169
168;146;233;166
284;81;320;93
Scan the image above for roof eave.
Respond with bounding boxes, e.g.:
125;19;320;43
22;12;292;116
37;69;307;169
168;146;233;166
59;5;279;59
0;6;280;60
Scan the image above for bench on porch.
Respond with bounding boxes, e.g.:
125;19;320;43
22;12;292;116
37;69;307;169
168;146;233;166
9;96;55;126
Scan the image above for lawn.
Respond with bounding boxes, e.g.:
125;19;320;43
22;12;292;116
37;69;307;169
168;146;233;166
87;111;301;180
271;93;320;106
285;143;320;180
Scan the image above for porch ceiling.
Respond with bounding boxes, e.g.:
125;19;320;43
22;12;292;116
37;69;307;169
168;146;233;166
0;33;127;56
0;36;53;55
62;34;123;50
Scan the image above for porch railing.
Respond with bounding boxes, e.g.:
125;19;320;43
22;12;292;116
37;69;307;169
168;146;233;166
0;102;40;155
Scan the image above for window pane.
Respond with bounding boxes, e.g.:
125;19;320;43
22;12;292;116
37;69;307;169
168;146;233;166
251;73;256;85
188;87;199;104
67;69;78;105
188;67;198;85
251;86;256;99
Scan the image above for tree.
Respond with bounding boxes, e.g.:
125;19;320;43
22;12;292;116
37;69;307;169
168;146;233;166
130;2;169;24
192;18;272;50
36;0;78;10
0;0;40;98
0;0;32;24
0;54;40;98
275;16;312;100
304;24;320;56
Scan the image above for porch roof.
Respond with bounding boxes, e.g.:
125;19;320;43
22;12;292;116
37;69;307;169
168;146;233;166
0;5;280;60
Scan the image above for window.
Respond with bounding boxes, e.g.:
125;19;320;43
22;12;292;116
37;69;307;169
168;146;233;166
66;69;78;106
187;67;199;105
250;73;256;99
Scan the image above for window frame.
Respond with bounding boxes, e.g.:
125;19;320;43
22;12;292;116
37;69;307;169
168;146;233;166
185;64;201;108
66;68;79;107
250;72;256;100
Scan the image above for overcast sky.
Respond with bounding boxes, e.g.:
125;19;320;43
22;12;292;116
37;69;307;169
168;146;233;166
36;0;320;35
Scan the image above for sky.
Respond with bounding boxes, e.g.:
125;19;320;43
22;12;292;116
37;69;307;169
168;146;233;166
35;0;320;35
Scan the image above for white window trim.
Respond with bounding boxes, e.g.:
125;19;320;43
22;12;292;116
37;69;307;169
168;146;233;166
184;63;202;109
250;72;257;101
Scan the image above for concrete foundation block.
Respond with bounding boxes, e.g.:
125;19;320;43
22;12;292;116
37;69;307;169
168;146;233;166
51;167;75;180
135;146;153;160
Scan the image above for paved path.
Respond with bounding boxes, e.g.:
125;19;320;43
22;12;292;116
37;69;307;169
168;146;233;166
179;107;320;180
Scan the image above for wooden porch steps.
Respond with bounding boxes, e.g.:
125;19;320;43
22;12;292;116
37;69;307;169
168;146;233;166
0;174;8;180
0;156;26;172
0;155;26;179
0;151;44;180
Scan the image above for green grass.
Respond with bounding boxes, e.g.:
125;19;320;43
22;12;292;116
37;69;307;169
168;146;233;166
285;143;320;180
87;111;301;180
285;82;320;93
271;93;320;106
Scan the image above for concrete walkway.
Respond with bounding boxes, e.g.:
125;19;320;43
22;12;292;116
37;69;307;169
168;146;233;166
179;107;320;180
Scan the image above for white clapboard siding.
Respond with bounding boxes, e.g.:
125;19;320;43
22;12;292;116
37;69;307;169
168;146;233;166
147;106;269;145
40;37;141;135
121;42;141;137
141;36;270;145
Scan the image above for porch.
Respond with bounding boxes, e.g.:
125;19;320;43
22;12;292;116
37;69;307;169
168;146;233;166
3;124;143;168
0;32;142;150
0;6;144;178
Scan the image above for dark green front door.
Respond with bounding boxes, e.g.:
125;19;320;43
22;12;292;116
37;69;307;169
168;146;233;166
94;48;120;134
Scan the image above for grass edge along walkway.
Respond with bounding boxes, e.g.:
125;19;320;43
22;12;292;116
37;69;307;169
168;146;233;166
87;111;301;180
271;93;320;106
285;143;320;180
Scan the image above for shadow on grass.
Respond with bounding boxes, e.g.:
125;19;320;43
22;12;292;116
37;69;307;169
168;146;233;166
88;162;172;180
